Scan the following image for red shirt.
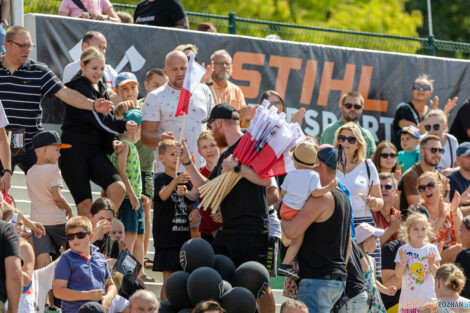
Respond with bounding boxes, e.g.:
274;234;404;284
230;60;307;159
371;207;401;243
198;166;223;235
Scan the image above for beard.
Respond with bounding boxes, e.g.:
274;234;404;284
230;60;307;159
215;72;231;81
213;128;228;149
342;112;359;123
424;154;440;167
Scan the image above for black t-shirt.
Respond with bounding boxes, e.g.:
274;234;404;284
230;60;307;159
448;170;470;202
298;188;351;280
0;221;21;302
392;102;421;150
134;0;186;27
208;138;269;236
380;239;404;309
455;248;470;298
450;100;470;144
153;172;193;250
94;235;120;259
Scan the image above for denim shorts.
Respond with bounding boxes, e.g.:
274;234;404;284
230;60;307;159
337;290;370;313
298;278;346;313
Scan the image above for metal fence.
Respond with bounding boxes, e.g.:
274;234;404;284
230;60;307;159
24;0;470;58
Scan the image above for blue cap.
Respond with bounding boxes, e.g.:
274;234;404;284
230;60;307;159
457;142;470;157
123;109;142;125
398;125;421;139
317;144;338;169
114;72;138;88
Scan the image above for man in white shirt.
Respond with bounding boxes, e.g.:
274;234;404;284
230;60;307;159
0;100;10;192
62;31;117;89
141;50;214;172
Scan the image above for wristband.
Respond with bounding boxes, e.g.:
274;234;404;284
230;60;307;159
182;160;191;166
2;169;12;175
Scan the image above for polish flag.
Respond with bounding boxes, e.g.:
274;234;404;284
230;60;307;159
175;54;206;117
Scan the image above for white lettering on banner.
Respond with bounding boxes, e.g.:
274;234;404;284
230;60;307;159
285;108;393;142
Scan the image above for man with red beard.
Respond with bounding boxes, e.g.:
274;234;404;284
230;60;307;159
177;103;276;313
141;50;214;172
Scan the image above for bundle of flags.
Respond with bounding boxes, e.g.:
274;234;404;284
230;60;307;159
233;101;305;178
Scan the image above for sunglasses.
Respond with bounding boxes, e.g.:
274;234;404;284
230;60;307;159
66;231;90;241
418;182;436;192
343;103;362;110
412;83;432;91
426;147;445;154
381;184;393;190
424;124;441;131
337;135;357;144
380;153;397;159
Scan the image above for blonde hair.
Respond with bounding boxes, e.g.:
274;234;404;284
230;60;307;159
158;139;177;155
399;213;433;243
418;171;444;194
197;130;215;148
334;122;367;164
111;218;124;230
175;44;198;55
66;216;92;233
78;47;105;75
112;271;124;290
435;264;466;293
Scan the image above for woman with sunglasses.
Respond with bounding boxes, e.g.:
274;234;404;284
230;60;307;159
422;109;458;174
416;171;462;247
334;122;384;277
372;141;400;178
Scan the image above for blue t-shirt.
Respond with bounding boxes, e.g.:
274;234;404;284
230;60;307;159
398;149;421;173
54;245;111;313
338;178;356;241
448;170;470;202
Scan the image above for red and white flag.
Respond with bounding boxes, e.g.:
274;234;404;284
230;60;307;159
175;54;206;117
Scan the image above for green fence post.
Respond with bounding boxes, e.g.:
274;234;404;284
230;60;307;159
427;35;436;56
228;12;236;35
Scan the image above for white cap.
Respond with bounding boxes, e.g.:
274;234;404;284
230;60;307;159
355;222;385;244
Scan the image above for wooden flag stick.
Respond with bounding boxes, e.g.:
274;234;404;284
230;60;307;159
175;113;187;172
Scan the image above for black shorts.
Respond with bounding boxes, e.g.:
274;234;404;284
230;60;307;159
266;236;280;277
59;143;122;204
32;224;66;258
212;232;268;267
153;248;182;272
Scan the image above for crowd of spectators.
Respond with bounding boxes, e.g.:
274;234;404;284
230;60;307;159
2;3;470;313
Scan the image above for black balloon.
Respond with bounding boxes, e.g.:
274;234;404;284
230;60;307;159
221;287;257;313
222;280;232;295
187;267;223;305
158;301;178;313
179;238;215;272
165;271;192;309
231;261;270;299
213;254;236;281
177;309;193;313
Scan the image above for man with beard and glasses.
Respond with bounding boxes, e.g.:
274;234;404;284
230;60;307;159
320;91;376;157
141;50;214;173
176;103;276;313
206;50;255;125
398;135;448;210
448;142;470;214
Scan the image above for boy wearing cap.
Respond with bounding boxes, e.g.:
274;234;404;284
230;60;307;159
278;141;338;279
397;125;421;173
113;72;143;118
26;130;73;269
108;109;146;269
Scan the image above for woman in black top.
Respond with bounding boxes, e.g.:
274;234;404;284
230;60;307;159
59;47;136;216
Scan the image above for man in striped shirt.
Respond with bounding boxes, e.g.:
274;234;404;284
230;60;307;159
0;26;114;178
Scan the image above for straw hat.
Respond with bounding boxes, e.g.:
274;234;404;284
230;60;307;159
289;142;317;169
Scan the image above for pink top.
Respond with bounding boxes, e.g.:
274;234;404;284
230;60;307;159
58;0;113;17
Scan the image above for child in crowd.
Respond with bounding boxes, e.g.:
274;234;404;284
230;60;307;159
109;109;146;272
153;139;197;301
26;130;73;270
113;72;158;279
395;213;441;313
355;223;397;313
109;272;129;313
196;131;222;242
54;216;117;313
110;218;126;252
88;198;120;261
278;141;338;279
397;125;421;173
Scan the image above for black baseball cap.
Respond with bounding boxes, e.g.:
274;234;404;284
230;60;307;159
77;302;106;313
401;203;431;221
32;130;71;149
202;102;239;123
